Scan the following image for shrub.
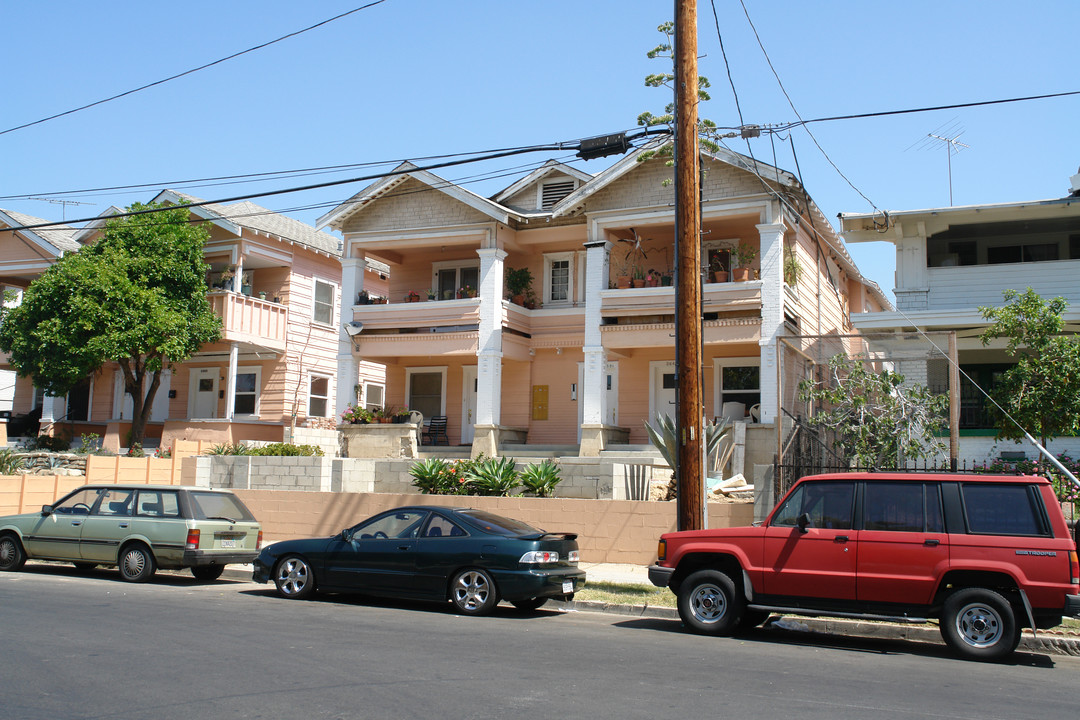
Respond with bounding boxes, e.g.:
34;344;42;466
410;457;453;494
208;442;253;455
0;448;24;475
340;403;372;424
249;443;323;457
469;456;520;496
22;434;71;452
519;460;562;497
76;433;102;455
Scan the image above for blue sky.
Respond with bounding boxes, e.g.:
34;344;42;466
3;0;1078;301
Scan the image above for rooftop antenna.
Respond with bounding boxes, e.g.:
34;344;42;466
907;119;970;206
29;196;94;221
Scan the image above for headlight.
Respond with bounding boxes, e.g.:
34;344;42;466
519;550;559;564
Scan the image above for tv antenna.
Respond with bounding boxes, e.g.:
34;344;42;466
908;119;970;205
29;196;94;221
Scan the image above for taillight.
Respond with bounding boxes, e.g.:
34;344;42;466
185;529;200;550
1070;550;1078;585
519;551;559;565
256;531;263;551
657;539;667;562
567;550;579;564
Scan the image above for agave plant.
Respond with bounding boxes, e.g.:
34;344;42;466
0;447;24;475
644;414;731;497
519;460;562;498
468;456;520;496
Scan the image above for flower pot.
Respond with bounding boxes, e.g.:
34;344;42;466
631;278;646;288
733;268;751;282
661;275;673;287
711;271;729;283
511;294;525;306
616;276;631;289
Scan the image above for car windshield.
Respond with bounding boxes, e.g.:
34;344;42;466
187;492;256;522
458;510;541;536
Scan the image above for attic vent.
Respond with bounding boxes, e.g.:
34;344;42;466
540;180;576;210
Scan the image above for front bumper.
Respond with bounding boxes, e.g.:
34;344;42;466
1065;593;1080;618
493;567;587;601
648;565;675;588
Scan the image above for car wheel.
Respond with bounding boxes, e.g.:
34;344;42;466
450;568;498;616
73;562;98;572
511;597;549;611
677;569;744;636
117;543;156;583
0;534;26;572
941;588;1020;661
273;555;315;600
191;565;225;581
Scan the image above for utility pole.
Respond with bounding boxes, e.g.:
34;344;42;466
674;0;704;531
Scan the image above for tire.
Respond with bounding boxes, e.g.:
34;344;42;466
117;543;156;583
511;597;549;612
0;534;26;572
191;565;225;581
450;568;499;616
940;588;1021;661
677;569;744;636
73;563;98;572
273;555;315;600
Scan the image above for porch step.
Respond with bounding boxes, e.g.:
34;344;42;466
499;444;580;459
416;446;472;459
601;444;665;459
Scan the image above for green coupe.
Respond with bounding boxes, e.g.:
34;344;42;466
253;505;586;615
0;484;262;582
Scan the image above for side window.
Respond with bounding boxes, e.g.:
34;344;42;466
961;483;1048;536
770;485;805;527
864;482;925;532
770;481;854;529
136;490;180;518
52;488;101;515
356;511;428;540
424;515;467;538
95;489;134;517
313;280;335;325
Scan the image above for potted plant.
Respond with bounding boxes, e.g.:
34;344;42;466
731;242;758;281
505;266;533;305
394;407;411;424
340;404;372;425
709;254;728;283
357;290;371;305
405;290;420;303
631;265;646;288
426;288;437;301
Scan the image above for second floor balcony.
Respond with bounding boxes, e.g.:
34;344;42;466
209;291;288;352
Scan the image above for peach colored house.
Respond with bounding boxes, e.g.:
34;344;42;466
0;193;387;451
320;144;888;459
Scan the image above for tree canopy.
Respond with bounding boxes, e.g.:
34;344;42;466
979;288;1080;446
0;203;221;447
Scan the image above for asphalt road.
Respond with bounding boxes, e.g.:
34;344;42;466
3;564;1078;720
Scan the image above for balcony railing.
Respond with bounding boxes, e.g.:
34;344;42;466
209;291;288;351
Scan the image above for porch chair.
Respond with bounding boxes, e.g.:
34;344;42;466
422;416;449;446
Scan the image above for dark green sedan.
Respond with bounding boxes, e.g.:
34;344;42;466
252;506;586;615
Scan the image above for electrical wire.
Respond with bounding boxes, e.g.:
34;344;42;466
0;1;388;138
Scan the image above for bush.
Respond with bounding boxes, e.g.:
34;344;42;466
409;455;488;495
469;456;520;496
76;433;103;455
340;403;372;424
22;434;71;452
520;460;562;497
249;443;323;457
0;448;24;475
208;442;253;455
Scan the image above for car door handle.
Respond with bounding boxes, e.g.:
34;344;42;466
397;545;410;551
71;521;82;527
924;538;940;546
119;523;129;529
834;536;849;543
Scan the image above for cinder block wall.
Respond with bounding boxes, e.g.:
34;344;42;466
232;489;754;565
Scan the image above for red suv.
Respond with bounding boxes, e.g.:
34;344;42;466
650;472;1080;660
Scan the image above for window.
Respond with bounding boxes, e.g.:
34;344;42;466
354;510;429;540
136;490;180;518
67;377;92;422
961;483;1048;536
364;382;385;412
770;481;854;530
234;370;259;415
313;280;334;325
424;515;467;538
52;488;100;515
544;252;574;304
187;491;256;522
539;179;576;210
95;489;134;517
863;482;943;533
716;361;760;422
958;364;1011;429
407;369;445;420
434;262;479;300
309;375;330;417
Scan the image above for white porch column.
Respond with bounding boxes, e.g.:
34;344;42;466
40;393;57;426
336;256;365;416
580;239;611;455
757;222;786;424
475;247;506;427
225;342;239;420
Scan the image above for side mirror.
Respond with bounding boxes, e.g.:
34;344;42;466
340;528;354;543
41;505;53;517
796;512;812;534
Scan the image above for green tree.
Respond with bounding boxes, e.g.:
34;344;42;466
0;204;221;448
979;288;1080;446
799;354;948;468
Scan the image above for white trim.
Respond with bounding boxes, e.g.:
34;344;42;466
649;360;677;422
307;372;332;418
712;358;761;424
543;251;575;306
313;278;338;326
232;366;262;418
363;381;385;412
461;365;478;443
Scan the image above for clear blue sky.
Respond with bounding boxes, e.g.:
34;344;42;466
4;0;1078;301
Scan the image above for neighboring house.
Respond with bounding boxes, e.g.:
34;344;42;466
0;193;388;450
320;146;887;462
840;168;1080;462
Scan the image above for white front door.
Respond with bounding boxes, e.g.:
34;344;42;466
650;361;677;423
461;366;478;444
190;368;218;419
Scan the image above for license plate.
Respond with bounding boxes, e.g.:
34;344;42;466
219;539;239;548
562;580;573;594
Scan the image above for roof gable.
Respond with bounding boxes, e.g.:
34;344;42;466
0;209;81;256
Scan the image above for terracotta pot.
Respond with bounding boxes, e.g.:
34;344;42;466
711;271;729;283
631;278;646;288
616;276;631;289
733;268;751;281
511;294;525;306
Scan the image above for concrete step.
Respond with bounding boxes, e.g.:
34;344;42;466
499;444;579;459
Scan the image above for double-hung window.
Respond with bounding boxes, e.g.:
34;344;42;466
313;280;335;325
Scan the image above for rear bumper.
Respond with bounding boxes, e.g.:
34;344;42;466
492;567;587;601
181;550;258;567
648;565;675;588
1065;593;1080;618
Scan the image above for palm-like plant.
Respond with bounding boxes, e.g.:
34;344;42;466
519;460;562;497
644;414;731;499
468;456;520;496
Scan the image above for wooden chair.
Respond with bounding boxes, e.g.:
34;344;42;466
422;416;449;445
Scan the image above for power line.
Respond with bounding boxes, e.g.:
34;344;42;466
0;1;388;138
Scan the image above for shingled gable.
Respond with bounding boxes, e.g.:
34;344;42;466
0;209;81;256
316;161;518;232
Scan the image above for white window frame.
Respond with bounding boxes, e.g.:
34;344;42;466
313;279;337;326
431;260;480;300
232;366;261;417
363;382;385;412
543;252;575;306
405;366;448;417
712;358;761;423
307;373;332;418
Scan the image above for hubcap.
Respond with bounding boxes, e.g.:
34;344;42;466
122;549;145;577
277;559;309;595
0;539;14;564
454;571;490;611
690;583;727;624
955;602;1002;648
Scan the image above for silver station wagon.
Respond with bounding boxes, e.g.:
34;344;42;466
0;484;262;582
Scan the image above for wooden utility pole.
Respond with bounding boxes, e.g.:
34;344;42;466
674;0;704;531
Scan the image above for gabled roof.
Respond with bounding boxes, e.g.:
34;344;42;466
0;209;81;255
492;159;593;205
316;162;518;232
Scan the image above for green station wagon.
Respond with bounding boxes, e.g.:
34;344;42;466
0;484;262;582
